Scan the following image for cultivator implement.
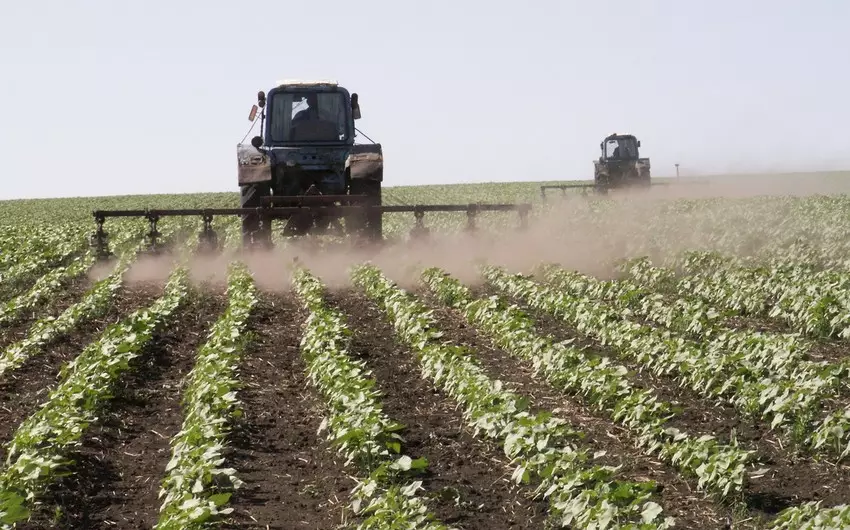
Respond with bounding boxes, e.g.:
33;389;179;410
90;199;532;261
540;183;601;199
539;181;672;199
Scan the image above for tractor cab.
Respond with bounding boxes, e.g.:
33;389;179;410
593;133;651;192
253;80;360;147
600;134;641;162
236;79;383;242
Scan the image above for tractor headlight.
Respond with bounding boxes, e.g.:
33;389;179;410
285;159;297;167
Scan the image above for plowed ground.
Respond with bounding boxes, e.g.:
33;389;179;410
1;278;849;530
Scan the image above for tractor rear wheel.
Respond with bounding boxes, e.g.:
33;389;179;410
240;183;272;247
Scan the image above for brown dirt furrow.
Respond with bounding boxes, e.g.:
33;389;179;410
0;318;39;359
326;288;550;530
414;287;739;530
222;292;353;530
478;285;850;519
725;315;793;335
468;285;767;446
17;286;228;529
0;281;164;458
805;338;850;365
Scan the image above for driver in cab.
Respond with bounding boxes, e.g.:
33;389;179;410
290;94;342;140
293;94;326;122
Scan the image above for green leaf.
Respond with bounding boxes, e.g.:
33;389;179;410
641;501;663;523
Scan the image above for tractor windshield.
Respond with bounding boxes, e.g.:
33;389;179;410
269;91;349;143
605;137;639;160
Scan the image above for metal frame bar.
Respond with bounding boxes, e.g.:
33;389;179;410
539;181;673;199
539;184;596;199
92;203;531;219
90;202;533;259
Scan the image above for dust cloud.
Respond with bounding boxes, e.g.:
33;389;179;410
113;171;850;294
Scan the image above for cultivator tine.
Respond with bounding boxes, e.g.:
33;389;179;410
465;205;478;233
90;212;114;262
402;203;530;239
519;204;530;229
143;213;165;255
409;209;431;240
197;212;220;254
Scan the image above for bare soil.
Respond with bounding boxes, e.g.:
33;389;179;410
0;281;164;460
16;286;227;529
481;284;850;521
326;288;551;530
222;292;354;530
3;260;848;529
417;287;740;530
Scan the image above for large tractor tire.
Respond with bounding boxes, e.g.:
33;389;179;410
240;183;272;247
347;179;383;241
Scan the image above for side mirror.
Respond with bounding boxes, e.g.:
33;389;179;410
351;93;361;120
637;140;641;147
257;91;266;108
248;104;258;122
251;136;263;149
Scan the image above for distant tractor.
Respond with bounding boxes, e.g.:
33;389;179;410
593;133;651;193
540;133;654;198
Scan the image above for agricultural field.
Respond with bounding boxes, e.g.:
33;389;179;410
1;176;850;529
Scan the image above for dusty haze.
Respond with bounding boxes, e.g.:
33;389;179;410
111;172;850;294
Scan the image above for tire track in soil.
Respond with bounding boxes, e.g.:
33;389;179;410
0;281;164;460
416;287;742;530
475;285;850;520
327;289;549;530
222;292;353;530
15;287;229;529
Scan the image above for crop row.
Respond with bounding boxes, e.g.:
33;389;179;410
421;266;752;498
488;263;850;462
154;261;258;528
352;263;674;529
0;224;90;273
0;224;186;380
293;267;448;529
0;227;143;328
616;256;850;459
477;264;850;528
0;264;190;525
0;228;89;300
667;252;850;340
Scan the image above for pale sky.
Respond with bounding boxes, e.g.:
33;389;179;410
1;0;848;200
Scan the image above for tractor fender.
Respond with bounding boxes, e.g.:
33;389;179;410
636;158;651;178
593;160;608;180
237;143;272;185
346;143;383;182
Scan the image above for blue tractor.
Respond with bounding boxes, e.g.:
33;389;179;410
237;79;384;245
89;80;531;259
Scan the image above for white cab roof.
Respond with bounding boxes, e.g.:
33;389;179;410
276;79;339;87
